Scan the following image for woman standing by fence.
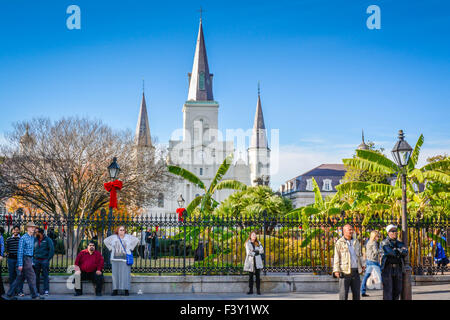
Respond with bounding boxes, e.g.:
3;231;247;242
243;231;264;295
104;226;139;296
360;230;382;297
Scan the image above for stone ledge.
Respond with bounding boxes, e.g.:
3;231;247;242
4;274;449;294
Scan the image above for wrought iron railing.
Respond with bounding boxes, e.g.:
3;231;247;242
0;213;448;275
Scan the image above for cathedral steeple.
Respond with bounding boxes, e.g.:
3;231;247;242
187;18;214;101
250;82;268;149
135;89;152;147
357;129;369;150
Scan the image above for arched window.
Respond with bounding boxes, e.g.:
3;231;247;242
157;193;164;208
305;179;313;191
322;179;332;191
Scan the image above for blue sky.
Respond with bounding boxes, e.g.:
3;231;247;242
1;0;449;188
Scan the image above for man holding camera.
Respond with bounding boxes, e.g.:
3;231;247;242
380;224;408;300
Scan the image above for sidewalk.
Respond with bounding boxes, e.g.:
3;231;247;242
9;284;450;300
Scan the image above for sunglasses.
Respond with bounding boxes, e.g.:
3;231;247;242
389;230;398;233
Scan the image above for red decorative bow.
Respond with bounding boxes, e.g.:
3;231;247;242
104;180;123;208
176;208;186;222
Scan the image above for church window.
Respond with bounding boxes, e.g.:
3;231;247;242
305;179;313;191
199;72;205;90
157;193;164;208
200;168;203;175
322;179;332;191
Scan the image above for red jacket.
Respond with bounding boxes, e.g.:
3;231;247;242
75;249;104;273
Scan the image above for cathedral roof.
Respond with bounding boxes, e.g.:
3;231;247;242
249;85;268;149
135;92;152;147
187;19;214;101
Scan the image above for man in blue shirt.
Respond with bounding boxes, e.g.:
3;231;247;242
3;222;43;300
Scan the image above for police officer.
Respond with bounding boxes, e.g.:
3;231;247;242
380;224;408;300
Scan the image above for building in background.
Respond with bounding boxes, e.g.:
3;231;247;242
280;164;347;208
136;18;270;216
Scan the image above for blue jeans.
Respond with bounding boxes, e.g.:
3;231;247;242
7;258;24;294
33;259;50;293
361;260;381;294
146;244;152;260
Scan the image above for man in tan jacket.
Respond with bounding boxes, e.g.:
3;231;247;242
333;224;365;300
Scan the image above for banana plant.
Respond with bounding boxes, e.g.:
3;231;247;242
168;152;247;258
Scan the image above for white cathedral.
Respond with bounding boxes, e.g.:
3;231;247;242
134;19;270;216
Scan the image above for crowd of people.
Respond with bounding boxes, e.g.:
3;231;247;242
0;221;447;300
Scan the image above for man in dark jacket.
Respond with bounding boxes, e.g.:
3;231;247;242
33;228;54;296
380;224;408;300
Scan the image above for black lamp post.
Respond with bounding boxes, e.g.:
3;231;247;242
391;130;413;300
177;194;186;275
106;157;120;237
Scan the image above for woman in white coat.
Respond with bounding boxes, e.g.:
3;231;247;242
243;231;264;295
104;225;139;296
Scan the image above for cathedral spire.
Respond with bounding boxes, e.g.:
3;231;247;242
135;90;152;147
187;18;214;101
357;129;369;150
250;83;268;149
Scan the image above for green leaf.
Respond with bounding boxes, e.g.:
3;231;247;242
335;181;371;194
213;179;247;192
167;165;205;190
208;153;234;193
409;168;424;184
300;229;324;248
186;195;203;215
367;183;395;195
423;171;450;185
355;149;399;173
311;177;323;208
408;134;424;171
421;159;450;173
343;158;396;175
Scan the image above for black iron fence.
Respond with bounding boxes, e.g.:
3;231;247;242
0;213;448;275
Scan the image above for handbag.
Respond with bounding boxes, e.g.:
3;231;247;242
118;235;134;266
366;267;382;290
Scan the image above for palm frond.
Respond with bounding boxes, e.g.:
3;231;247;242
421;159;450;173
167;165;205;190
409;168;424;184
335;181;371;194
367;183;395;195
311;177;323;208
186;195;203;215
208;153;234;193
423;171;450;185
213;179;247;192
407;134;424;171
343;158;396;175
355;149;399;172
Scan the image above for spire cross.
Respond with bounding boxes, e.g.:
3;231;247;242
198;7;205;21
142;79;145;93
258;81;261;96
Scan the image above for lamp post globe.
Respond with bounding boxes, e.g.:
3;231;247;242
391;129;413;300
177;194;185;208
391;130;413;168
107;157;121;180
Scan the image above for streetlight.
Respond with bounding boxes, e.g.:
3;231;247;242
176;194;187;276
391;129;413;300
106;157;120;237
